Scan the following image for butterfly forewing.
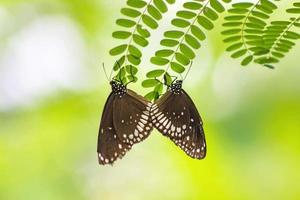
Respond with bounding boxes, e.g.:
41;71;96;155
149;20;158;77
151;81;206;159
113;89;153;145
151;91;191;138
97;93;132;165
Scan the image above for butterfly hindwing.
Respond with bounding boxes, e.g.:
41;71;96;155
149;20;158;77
113;89;153;145
97;93;132;165
172;90;206;159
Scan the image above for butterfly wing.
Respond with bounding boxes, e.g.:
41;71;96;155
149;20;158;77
151;91;191;137
97;93;132;165
152;90;206;159
113;89;153;145
173;90;206;159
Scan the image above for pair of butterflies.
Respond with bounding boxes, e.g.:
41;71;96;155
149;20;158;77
97;79;206;165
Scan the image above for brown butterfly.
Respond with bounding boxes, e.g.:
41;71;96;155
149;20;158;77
151;80;206;159
97;80;153;165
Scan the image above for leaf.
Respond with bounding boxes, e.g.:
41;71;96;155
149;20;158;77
125;65;138;75
112;31;131;39
127;0;147;8
165;0;175;4
241;55;253;66
127;54;141;65
116;19;136;28
116;66;127;80
256;5;273;14
155;49;174;57
204;7;219;21
154;83;163;94
177;10;197;19
232;2;253;9
164;72;173;86
175;53;190;66
223;35;242;43
226;42;243;52
294;2;300;7
142;79;160;88
153;0;168;13
150;56;169;65
210;0;225;13
197;16;214;30
172;18;191;28
183;2;202;10
133;34;149;47
161;39;179;47
142;15;158;29
180;43;195;59
137;25;150;38
251;11;269;19
185;34;201;49
146;69;165;78
248;16;267;26
286;8;300;14
261;0;277;10
171;62;185;73
263;64;275;69
221;29;241;35
128;45;142;57
147;5;163;20
164;30;184;38
127;75;138;83
121;8;141;18
113;56;126;70
191;25;206;41
109;44;127;56
223;22;243;28
231;49;247;58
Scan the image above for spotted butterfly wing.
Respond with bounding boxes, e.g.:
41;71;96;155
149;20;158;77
151;80;206;159
97;81;153;165
113;90;153;144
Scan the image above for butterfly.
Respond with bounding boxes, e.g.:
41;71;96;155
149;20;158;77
97;80;153;165
150;80;206;159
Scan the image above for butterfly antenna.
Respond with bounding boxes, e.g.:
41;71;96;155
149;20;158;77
102;63;110;82
108;62;115;81
183;61;193;81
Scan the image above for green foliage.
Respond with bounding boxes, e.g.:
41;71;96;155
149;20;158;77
109;0;300;99
143;0;230;101
109;0;175;83
222;0;279;67
222;1;300;68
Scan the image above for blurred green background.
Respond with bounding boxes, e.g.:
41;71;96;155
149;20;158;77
1;0;300;200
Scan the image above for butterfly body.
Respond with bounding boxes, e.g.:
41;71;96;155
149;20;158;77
97;81;153;165
151;80;206;159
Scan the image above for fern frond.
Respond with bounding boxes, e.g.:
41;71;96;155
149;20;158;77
143;0;230;100
109;0;175;83
222;0;279;66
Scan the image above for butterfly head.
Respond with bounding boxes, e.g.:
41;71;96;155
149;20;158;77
169;80;183;94
110;80;127;96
